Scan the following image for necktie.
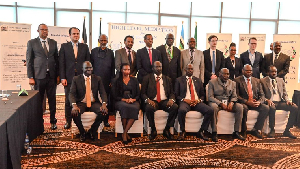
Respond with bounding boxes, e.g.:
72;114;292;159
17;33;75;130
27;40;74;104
272;79;276;94
190;50;194;64
128;50;132;65
275;54;278;60
247;78;253;101
212;51;216;74
189;77;195;101
42;41;48;56
251;53;254;65
167;47;172;62
86;77;91;108
156;76;161;102
73;43;78;59
149;48;152;65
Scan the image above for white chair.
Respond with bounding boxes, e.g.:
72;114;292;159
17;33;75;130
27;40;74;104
263;110;290;134
71;112;104;139
115;110;144;137
144;110;174;135
174;111;204;133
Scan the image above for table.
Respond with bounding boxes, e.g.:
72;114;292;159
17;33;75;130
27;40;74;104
0;90;44;169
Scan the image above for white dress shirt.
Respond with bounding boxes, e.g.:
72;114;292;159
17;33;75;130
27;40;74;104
153;74;167;101
184;76;199;100
269;77;280;102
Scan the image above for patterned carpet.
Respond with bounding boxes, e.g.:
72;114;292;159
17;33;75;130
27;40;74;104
21;96;300;169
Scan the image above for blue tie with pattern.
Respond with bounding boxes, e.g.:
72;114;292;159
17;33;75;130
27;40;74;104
212;51;216;74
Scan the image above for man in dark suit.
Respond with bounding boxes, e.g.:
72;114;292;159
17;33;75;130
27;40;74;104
203;35;224;87
175;64;213;141
141;61;178;140
156;33;181;86
91;34;115;127
26;23;59;130
260;65;298;139
235;64;269;139
115;35;137;77
262;42;290;80
137;34;162;84
59;27;90;129
69;61;108;142
240;37;264;79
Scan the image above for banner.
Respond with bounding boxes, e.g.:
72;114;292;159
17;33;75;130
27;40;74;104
0;22;31;90
108;23;177;51
206;33;232;57
273;34;300;97
238;34;266;56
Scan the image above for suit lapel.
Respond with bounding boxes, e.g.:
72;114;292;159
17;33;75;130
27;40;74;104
192;76;199;93
68;42;76;58
251;78;256;97
36;37;46;57
265;77;272;94
80;75;86;92
241;77;249;95
150;74;156;95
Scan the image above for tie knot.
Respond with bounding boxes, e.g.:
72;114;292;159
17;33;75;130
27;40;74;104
247;78;250;82
190;49;194;52
42;41;46;43
128;50;131;53
213;51;215;54
86;77;90;80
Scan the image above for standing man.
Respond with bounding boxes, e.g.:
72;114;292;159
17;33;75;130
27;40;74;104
59;27;90;129
157;33;181;86
175;64;213;141
69;61;108;142
235;64;269;139
203;35;224;87
262;41;290;80
141;61;178;140
208;68;245;141
181;37;204;83
260;65;298;139
91;34;115;127
240;37;263;79
136;34;162;84
26;23;59;130
115;35;137;77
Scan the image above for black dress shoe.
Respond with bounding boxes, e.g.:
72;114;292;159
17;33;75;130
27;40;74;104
250;130;263;139
51;123;57;130
163;129;173;140
211;132;218;142
268;129;275;138
241;131;247;138
88;129;95;140
127;134;132;143
80;133;86;142
177;131;186;141
232;131;246;140
283;130;297;139
149;130;157;141
104;122;110;127
64;122;71;129
196;131;209;141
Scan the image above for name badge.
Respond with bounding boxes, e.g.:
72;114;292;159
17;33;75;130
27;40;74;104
222;100;228;105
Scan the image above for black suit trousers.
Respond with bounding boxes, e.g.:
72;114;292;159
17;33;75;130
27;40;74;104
145;100;178;130
178;102;213;131
241;103;269;131
64;84;72;123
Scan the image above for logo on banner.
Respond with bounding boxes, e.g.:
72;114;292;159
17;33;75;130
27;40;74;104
1;25;8;31
223;45;229;57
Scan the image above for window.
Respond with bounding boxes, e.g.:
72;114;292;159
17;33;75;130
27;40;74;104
279;2;300;20
56;2;90;9
222;2;251;18
251;21;276;54
127;2;158;13
251;2;279;19
92;2;126;12
17;2;54;8
160;2;191;15
0;7;16;23
278;21;300;34
192;2;221;16
127;13;158;25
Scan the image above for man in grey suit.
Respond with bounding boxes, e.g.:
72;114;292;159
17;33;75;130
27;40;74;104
181;37;204;83
260;65;298;139
240;37;263;79
115;35;137;77
26;23;59;130
208;68;245;142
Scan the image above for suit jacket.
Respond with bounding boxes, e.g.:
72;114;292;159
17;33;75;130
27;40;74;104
224;56;243;80
203;48;224;86
59;42;90;83
26;37;58;79
208;78;238;105
136;47;162;83
156;45;181;85
115;48;137;76
234;76;265;104
141;74;175;101
262;52;290;79
260;76;289;102
69;74;107;104
111;77;140;101
240;51;263;79
174;76;205;102
180;49;204;83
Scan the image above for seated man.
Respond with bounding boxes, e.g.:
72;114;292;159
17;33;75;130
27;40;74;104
261;65;298;139
208;68;245;142
69;61;108;142
141;61;178;140
235;64;269;139
175;64;213;141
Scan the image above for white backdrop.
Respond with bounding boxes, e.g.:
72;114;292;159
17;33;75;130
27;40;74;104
238;34;266;56
0;22;31;90
108;23;177;51
206;33;232;58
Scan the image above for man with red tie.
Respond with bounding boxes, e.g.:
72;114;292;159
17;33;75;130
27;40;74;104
141;61;178;140
136;34;162;84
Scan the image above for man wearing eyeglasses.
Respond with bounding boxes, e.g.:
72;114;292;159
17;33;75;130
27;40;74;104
240;37;263;79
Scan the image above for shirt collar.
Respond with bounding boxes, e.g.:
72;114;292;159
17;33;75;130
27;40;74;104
274;52;281;56
83;74;91;80
71;41;79;46
154;73;162;79
125;47;131;52
186;76;192;80
39;37;47;43
243;75;251;81
248;50;256;54
217;77;227;86
165;44;173;49
146;46;152;50
268;76;276;82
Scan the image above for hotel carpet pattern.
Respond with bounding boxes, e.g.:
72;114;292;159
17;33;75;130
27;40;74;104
21;96;300;169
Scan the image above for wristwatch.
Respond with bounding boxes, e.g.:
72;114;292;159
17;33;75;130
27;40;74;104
145;98;149;103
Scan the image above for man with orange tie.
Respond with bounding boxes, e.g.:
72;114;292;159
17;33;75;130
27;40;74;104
141;61;178;140
136;34;162;84
69;61;108;142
